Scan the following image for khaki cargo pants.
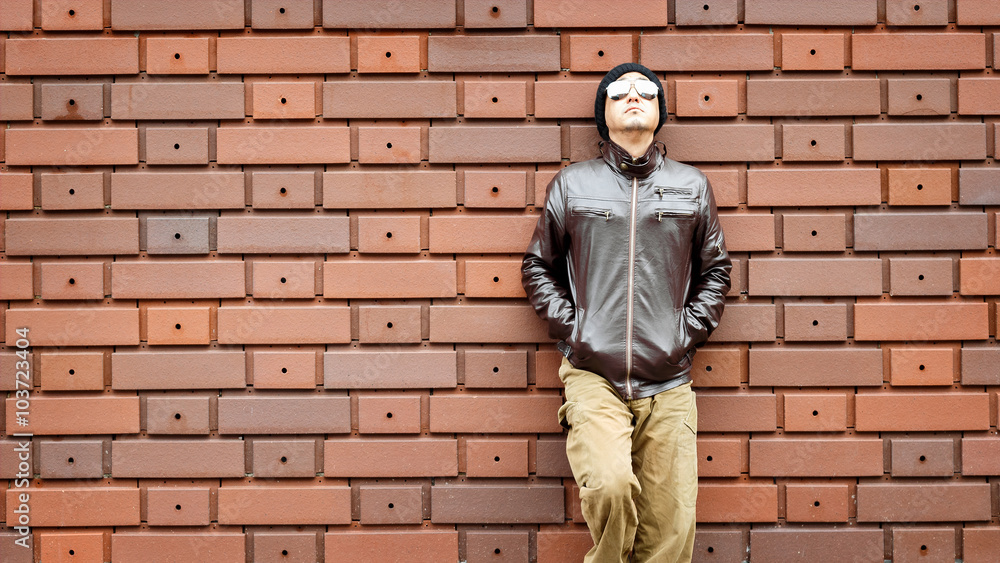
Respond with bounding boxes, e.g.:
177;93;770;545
558;357;698;563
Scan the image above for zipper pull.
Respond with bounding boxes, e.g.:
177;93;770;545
656;211;663;222
655;187;665;198
604;210;611;221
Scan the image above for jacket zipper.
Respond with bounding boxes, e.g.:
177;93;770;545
656;209;695;221
572;206;613;220
625;175;638;399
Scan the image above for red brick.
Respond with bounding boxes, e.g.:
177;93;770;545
6;307;138;346
218;396;350;434
359;485;424;524
534;0;665;26
5;38;137;75
252;171;314;208
322;0;455;27
750;347;883;386
323;439;458;477
358;395;420;433
429;305;551;343
324;349;457;389
251;0;314;28
144;127;208;165
218;486;350;525
887;167;951;206
112;261;244;299
536;437;571;477
0;83;32;120
358;36;420;73
358;215;421;254
957;0;1000;24
888;78;952;116
697;438;742;477
857;483;991;522
716;213;774;251
691;347;742;388
428;36;559;72
6;128;138;165
38;351;103;390
145;216;209;254
217;126;349;164
959;168;1000;205
959;78;1000;115
251;260;315;298
887;0;949;25
113;350;243;390
5;488;138;526
111;534;244;563
0;0;32;30
697;394;776;432
783;303;847;341
463;170;526;208
676;0;738;25
674;80;739;117
251;439;317;478
759;79;881;119
39;532;104;562
745;0;876;24
253;81;316;119
324;531;457;563
964;528;1000;563
323;81;456;118
112;171;244;209
749;258;881;296
324;259;456;299
464;349;527;388
782;213;846;251
358;126;421;164
113;440;243;477
854;302;988;341
144;37;210;74
534;80;593;118
429;215;536;253
889;347;954;386
429;126;560;163
41;171;104;210
961;258;1000;295
146;396;210;434
704;169;740;208
785;483;849;522
253;532;318;563
890;438;954;477
708;303;777;342
781;33;845;71
747;168;880;206
0;173;32;211
430;394;562;433
146;307;211;345
853;123;986;161
217;306;350;344
642;34;772;71
853;33;985;70
466;531;530;562
962;437;1000;475
39;439;103;479
0;261;32;300
217;215;348;253
663;124;774;162
697;483;777;523
40;83;103;121
568;35;631;72
784;393;847;432
749;528;884;563
855;392;990;431
111;0;242;29
431;484;563;523
466;439;528;477
323;170;456;208
750;438;883;477
463;80;527;118
781;124;845;161
218;36;349;74
854;212;987;251
536;530;594;563
893;527;955;563
464;0;528;28
113;82;244;120
962;348;1000;385
147;488;210;526
252;351;316;389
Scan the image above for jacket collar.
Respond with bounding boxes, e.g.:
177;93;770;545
600;138;661;178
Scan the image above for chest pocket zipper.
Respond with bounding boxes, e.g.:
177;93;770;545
655;209;695;221
655;187;694;199
572;206;613;220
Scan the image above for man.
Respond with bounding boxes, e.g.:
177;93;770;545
521;62;731;562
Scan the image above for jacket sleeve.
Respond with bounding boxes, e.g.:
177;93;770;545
683;176;732;348
521;172;576;341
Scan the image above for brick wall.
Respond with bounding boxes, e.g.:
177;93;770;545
0;0;999;561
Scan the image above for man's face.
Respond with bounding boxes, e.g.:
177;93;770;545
604;71;659;137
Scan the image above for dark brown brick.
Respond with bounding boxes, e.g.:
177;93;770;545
217;216;350;254
217;486;351;525
890;438;954;477
853;123;987;161
466;531;530;563
696;394;777;433
428;36;559;72
855;212;987;251
218;396;350;434
429;305;552;343
748;528;884;563
749;259;882;296
962;348;1000;385
429;126;561;163
322;0;455;27
964;528;1000;563
466;439;528;477
39;439;104;479
145;396;210;434
961;437;1000;475
747;78;880;116
750;438;883;477
144;216;209;254
429;395;563;433
112;350;245;389
431;484;563;523
323;82;457;119
857;483;991;522
252;439;316;477
536;437;572;477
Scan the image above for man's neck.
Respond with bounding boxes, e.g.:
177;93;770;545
609;131;655;160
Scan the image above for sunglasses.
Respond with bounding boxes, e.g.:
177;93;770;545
606;78;659;101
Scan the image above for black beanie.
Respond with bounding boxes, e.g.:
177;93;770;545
594;62;667;141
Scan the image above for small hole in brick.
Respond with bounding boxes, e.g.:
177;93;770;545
280;277;287;283
920;545;927;551
918;274;924;281
919;455;926;462
492;96;499;103
917;184;923;190
282;550;288;556
913;4;920;11
174;53;181;59
281;367;287;373
385;51;392;58
598;50;605;57
811;230;817;236
69;9;75;16
69;549;75;555
704;95;710;101
386;232;393;238
69;369;75;375
69;99;76;106
69;188;75;195
492;186;499;193
810;49;816;55
492;6;499;13
386;412;393;418
916;93;923;101
175;323;181;329
813;410;819;416
68;457;74;464
280;7;286;14
919;364;925;370
388;502;395;508
494;456;501;462
495;548;502;554
69;277;76;284
810;139;817;146
175;504;182;510
280;456;287;463
706;365;713;371
387;322;393;328
386;142;392;149
493;276;500;282
814;501;820;506
706;455;713;461
280;187;287;194
707;547;714;553
493;366;500;373
175;232;181;239
174;143;180;149
174;413;181;419
280;97;287;104
812;319;819;326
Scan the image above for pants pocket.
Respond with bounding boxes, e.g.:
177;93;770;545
557;401;574;429
682;389;698;435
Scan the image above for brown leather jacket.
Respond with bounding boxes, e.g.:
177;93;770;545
522;139;731;400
